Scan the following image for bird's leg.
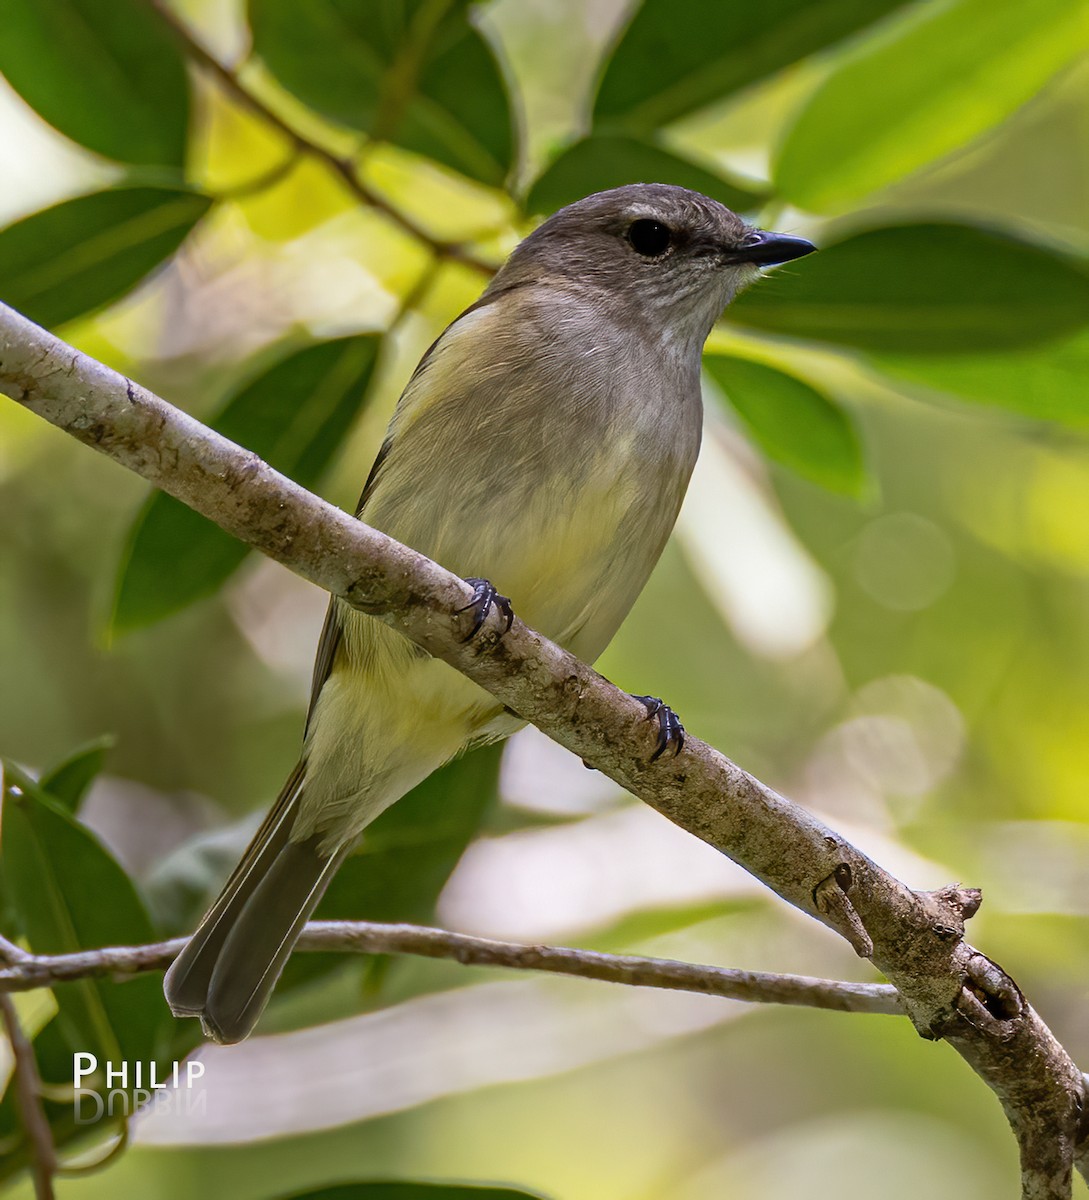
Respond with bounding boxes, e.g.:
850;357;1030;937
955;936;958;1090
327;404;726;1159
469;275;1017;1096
632;695;685;762
457;577;515;643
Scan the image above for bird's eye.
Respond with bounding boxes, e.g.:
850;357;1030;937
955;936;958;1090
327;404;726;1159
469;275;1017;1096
628;219;672;258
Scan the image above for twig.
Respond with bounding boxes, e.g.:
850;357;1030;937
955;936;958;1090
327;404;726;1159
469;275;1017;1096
148;0;497;276
0;994;56;1200
0;920;901;1016
0;933;30;965
0;304;1084;1197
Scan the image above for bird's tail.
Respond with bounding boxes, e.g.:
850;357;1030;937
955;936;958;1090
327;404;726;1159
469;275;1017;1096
163;762;344;1044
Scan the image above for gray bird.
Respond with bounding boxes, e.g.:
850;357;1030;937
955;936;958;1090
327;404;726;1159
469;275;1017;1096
164;183;815;1042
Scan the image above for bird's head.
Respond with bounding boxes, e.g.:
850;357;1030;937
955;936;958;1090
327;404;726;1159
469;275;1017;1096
500;183;815;346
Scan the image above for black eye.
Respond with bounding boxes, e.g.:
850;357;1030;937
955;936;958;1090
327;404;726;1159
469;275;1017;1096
628;219;672;257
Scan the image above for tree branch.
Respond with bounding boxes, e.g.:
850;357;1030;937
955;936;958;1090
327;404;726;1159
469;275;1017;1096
148;0;497;276
0;933;30;966
0;920;901;1016
0;994;56;1200
0;302;1084;1197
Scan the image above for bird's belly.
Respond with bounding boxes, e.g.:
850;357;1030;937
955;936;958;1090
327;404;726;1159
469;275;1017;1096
400;427;695;659
475;475;676;660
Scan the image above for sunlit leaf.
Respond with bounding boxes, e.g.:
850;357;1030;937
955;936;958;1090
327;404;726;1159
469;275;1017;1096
728;223;1089;353
705;355;865;497
0;187;212;328
111;335;382;633
593;0;908;131
526;133;765;215
774;0;1089;212
39;735;115;814
871;329;1089;428
249;0;514;185
0;0;189;166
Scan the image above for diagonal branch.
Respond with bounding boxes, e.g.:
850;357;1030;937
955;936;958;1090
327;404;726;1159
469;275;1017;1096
0;301;1084;1198
0;994;56;1200
0;920;901;1016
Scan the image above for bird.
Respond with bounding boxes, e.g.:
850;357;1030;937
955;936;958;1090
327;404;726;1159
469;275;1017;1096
163;183;816;1043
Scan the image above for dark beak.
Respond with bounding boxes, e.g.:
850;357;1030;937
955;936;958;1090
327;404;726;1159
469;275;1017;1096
727;230;816;266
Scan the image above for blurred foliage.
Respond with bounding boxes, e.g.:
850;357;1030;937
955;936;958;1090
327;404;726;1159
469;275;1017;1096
280;1186;547;1200
0;0;190;166
0;0;1088;1196
250;0;515;185
0;187;213;327
703;355;865;497
113;335;382;630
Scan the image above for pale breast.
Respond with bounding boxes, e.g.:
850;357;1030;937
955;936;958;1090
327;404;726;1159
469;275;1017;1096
359;285;702;659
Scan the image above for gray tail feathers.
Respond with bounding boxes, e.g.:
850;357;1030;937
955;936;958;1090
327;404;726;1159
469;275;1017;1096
163;762;345;1044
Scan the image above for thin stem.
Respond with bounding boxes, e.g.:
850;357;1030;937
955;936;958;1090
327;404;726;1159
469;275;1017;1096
0;920;902;1016
0;933;30;966
0;994;56;1200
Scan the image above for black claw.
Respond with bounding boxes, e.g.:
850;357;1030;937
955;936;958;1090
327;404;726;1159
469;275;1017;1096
457;577;514;643
633;694;685;762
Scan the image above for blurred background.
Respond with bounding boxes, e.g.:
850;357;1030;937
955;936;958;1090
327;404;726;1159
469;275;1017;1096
1;0;1089;1196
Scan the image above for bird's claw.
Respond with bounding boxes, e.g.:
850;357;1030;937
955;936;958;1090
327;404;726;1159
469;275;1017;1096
457;577;514;643
633;695;685;762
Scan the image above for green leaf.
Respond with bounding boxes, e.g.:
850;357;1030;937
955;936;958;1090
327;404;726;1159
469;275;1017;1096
871;329;1089;428
593;0;908;132
775;0;1089;212
249;0;514;185
39;735;115;814
0;0;189;166
0;187;212;328
0;773;166;1068
111;335;382;632
705;355;865;497
280;1183;550;1200
526;133;766;215
727;223;1089;354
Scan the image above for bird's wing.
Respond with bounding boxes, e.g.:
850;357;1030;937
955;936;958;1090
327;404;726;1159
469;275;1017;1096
303;435;395;733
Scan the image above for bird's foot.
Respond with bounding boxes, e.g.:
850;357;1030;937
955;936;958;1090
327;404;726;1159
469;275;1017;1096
457;577;514;643
632;695;685;762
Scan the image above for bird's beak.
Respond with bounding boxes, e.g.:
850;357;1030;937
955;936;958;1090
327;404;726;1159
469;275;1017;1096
726;230;816;266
